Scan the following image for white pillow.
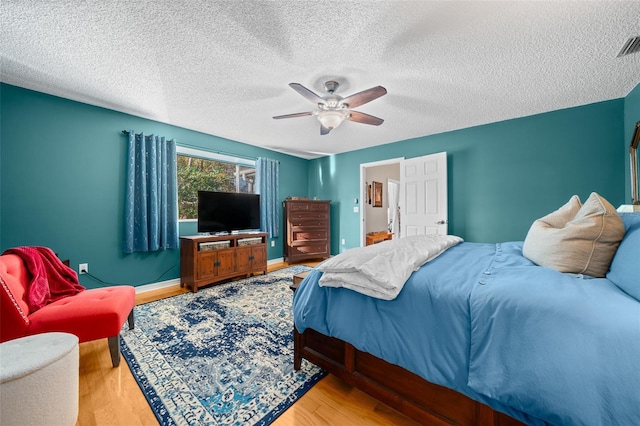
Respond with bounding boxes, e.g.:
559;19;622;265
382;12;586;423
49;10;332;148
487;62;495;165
522;192;625;277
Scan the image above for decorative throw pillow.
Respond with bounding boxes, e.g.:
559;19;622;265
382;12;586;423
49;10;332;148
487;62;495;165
606;212;640;300
522;192;625;277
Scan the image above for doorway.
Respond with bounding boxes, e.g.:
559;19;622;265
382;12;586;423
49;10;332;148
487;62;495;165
359;158;402;246
359;152;449;246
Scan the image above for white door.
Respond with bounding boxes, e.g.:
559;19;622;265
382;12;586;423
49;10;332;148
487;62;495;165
400;152;448;236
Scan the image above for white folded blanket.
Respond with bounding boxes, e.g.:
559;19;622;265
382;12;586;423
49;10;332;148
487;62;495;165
317;234;463;300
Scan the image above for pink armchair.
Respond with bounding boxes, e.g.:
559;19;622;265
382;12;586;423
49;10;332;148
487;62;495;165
0;253;135;367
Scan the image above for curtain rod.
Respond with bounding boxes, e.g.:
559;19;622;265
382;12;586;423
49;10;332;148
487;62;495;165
121;130;180;136
120;130;263;163
178;144;259;163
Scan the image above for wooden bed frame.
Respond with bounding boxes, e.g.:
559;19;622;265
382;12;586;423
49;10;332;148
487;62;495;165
294;327;524;426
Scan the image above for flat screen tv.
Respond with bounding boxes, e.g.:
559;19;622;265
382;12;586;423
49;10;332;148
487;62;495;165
197;191;261;234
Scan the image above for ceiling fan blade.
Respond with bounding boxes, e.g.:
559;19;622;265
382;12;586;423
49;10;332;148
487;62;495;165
348;110;384;126
320;124;332;135
289;83;325;104
341;86;387;108
273;111;313;119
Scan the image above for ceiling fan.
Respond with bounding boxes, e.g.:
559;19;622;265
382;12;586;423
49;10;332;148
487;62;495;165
273;81;387;135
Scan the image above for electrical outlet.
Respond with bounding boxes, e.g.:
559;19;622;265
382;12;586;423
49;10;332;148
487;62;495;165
271;240;275;247
79;263;88;274
341;239;346;245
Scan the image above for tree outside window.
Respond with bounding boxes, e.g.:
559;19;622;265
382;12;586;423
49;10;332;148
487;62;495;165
177;154;255;219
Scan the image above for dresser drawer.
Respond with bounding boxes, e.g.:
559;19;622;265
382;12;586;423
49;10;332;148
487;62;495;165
288;244;329;257
288;202;310;211
289;212;329;220
293;231;328;241
308;203;329;212
288;202;329;212
291;223;327;230
289;213;329;227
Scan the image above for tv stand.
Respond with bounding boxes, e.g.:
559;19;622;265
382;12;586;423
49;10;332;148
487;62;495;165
180;232;267;293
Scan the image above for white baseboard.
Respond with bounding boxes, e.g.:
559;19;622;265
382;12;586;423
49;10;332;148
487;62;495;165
135;258;285;294
135;278;181;294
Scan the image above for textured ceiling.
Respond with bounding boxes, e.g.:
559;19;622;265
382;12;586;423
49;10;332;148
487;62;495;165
2;1;640;159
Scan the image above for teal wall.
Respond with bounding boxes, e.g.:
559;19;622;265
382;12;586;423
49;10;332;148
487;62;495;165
309;99;626;250
624;83;640;203
1;82;635;288
0;84;309;289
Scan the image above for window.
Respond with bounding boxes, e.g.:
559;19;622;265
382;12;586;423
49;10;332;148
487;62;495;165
176;147;255;220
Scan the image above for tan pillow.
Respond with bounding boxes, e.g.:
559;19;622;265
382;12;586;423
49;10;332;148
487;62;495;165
522;192;625;277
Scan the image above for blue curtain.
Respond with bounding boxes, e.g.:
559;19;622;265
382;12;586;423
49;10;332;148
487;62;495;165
124;131;179;253
256;158;279;238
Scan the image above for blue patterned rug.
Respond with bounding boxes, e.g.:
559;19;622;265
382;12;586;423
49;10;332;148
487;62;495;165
120;265;326;425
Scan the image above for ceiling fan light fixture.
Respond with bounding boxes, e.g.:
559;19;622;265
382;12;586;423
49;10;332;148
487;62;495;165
316;110;349;130
276;81;386;135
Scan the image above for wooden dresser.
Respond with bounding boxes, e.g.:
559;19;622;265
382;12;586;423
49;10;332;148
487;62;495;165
283;199;331;263
180;232;267;292
366;231;393;246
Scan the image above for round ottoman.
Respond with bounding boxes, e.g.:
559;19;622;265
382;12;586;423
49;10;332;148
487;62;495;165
0;332;79;426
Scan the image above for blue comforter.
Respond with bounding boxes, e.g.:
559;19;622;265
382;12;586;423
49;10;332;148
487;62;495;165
292;242;640;425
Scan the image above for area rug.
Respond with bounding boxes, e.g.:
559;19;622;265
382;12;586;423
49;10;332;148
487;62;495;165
120;265;326;425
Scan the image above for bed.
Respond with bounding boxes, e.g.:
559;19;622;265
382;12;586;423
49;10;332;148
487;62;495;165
292;206;640;425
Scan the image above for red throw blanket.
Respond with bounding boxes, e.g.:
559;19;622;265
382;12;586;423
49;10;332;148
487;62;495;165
2;246;85;313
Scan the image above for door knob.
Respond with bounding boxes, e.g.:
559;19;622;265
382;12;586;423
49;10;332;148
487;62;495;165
435;220;447;225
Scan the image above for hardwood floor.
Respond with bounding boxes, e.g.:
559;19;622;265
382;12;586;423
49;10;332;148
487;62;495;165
77;262;419;426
